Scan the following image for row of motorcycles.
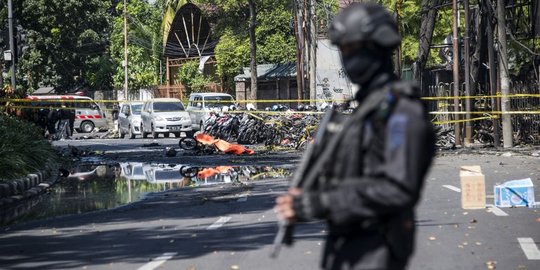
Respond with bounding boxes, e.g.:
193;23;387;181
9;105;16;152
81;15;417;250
177;110;323;152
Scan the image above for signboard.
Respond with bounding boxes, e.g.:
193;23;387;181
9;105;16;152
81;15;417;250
316;39;356;108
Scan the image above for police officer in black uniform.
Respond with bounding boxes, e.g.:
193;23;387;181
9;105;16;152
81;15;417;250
275;3;436;270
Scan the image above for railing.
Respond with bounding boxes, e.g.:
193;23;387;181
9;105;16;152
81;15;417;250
425;80;540;146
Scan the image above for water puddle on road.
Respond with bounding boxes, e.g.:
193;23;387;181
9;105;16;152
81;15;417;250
1;162;293;227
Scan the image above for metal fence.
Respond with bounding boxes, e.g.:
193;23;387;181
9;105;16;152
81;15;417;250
425;81;540;146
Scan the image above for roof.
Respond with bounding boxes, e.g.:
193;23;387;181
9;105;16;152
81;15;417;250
163;3;215;58
234;63;297;81
26;95;92;100
149;98;182;102
189;92;233;97
31;87;56;95
119;101;144;105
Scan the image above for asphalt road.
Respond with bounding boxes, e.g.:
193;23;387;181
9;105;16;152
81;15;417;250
0;137;539;270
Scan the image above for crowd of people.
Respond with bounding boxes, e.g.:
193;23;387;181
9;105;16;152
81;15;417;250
36;103;76;140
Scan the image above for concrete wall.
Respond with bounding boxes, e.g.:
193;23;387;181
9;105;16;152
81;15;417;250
316;39;357;107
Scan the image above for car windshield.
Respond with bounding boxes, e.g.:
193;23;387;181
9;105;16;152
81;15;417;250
153;102;184;112
132;104;142;115
205;96;234;108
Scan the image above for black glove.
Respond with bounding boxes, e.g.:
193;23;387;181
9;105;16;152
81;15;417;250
293;192;328;221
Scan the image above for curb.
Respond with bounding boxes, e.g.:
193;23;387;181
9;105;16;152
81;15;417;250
0;168;60;209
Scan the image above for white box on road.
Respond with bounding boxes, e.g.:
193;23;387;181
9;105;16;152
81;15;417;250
494;178;535;208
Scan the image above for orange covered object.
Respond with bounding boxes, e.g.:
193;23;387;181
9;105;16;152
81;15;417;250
196;133;218;145
197;167;220;178
195;133;254;155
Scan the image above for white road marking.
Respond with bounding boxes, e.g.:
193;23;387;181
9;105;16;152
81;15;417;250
207;216;231;230
237;196;248;202
137;252;177;270
518;238;540;260
442;185;461;192
486;204;509;216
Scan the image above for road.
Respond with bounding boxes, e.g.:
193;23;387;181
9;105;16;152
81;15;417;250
0;137;539;270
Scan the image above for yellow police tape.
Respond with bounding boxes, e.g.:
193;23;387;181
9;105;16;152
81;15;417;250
2;95;539;126
421;93;540;100
1;93;539;103
432;116;495;125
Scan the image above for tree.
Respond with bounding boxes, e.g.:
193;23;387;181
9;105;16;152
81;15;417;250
15;0;113;93
177;60;212;94
110;0;163;93
208;0;297;94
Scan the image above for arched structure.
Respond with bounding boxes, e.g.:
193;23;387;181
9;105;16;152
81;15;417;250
158;1;221;99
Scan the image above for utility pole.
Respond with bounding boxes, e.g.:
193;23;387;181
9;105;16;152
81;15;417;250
497;0;513;147
308;0;316;105
452;0;462;146
294;0;304;104
123;0;129;100
8;0;16;94
394;0;402;77
295;0;305;102
463;0;472;146
484;0;500;147
248;0;258;105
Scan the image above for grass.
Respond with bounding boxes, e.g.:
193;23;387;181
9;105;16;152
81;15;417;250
0;114;60;181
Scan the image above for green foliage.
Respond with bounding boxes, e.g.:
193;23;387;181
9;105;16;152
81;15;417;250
177;60;213;94
15;0;112;93
208;0;297;91
110;0;163;92
0;115;59;181
215;31;250;79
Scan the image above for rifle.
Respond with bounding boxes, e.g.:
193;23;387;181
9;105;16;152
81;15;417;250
270;88;391;258
270;108;337;258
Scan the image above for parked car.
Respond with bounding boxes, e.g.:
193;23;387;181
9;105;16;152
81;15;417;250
140;98;193;138
25;95;107;133
186;92;236;131
117;102;143;139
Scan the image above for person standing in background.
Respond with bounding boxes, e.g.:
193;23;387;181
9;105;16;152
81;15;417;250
274;3;436;270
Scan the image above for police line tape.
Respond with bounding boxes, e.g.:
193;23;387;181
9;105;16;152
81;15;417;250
2;102;539;116
432;116;495;125
421;93;540;100
1;93;540;104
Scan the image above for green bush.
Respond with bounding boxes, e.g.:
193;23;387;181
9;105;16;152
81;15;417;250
0;115;60;181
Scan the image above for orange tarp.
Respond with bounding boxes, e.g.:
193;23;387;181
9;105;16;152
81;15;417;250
195;133;254;155
197;167;220;178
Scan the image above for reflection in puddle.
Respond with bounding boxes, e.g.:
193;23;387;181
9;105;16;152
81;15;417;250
1;162;292;226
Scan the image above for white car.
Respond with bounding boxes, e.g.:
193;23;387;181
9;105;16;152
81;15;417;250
140;98;193;138
117;102;143;139
186;92;236;131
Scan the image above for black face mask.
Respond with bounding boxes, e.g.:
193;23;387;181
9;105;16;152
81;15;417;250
342;48;382;86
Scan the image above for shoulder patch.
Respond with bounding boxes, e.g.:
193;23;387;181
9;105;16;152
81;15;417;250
388;114;408;151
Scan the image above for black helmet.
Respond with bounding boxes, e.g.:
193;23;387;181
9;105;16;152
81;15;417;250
329;3;399;88
329;3;400;49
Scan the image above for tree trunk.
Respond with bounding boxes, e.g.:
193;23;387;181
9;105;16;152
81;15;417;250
414;0;443;83
248;0;258;107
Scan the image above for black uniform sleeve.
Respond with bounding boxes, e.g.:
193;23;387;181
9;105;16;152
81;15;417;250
312;99;435;224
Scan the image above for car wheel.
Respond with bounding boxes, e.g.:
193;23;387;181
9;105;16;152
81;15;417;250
128;125;136;139
118;124;125;138
179;137;197;150
164;133;170;138
174;132;181;138
151;125;158;138
80;121;95;133
142;124;148;138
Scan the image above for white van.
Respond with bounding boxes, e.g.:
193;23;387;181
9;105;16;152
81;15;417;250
26;95;107;133
186;93;236;131
140;98;193;138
